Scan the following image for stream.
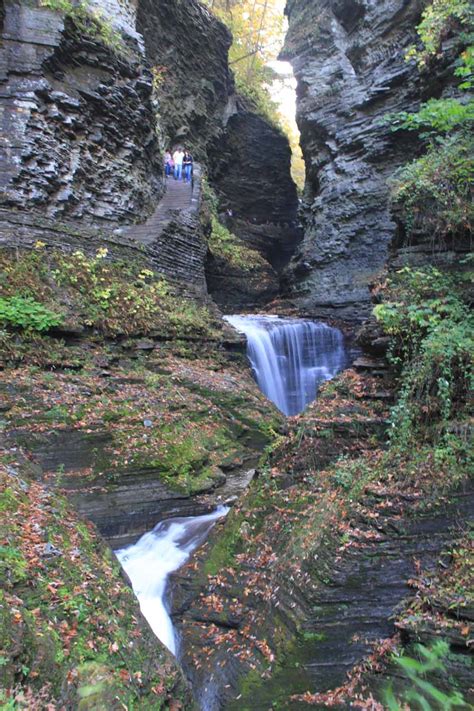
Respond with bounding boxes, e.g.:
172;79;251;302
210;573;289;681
115;316;348;662
115;506;229;655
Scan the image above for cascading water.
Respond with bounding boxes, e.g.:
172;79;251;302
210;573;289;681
115;506;228;655
224;315;348;416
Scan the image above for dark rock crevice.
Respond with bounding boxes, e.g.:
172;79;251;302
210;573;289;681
206;98;302;311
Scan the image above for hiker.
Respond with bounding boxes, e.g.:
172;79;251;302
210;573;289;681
183;150;193;183
164;149;173;177
172;147;184;181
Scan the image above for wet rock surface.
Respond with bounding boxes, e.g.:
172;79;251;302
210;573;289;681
206;101;302;310
169;371;473;709
205;251;280;312
3;348;280;549
210;102;299;226
281;0;459;321
0;438;194;709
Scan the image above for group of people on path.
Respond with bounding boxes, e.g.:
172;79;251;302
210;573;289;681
164;147;193;183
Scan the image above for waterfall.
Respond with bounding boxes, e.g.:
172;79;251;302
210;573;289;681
115;506;228;655
224;315;348;416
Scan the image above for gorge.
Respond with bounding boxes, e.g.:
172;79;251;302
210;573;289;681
1;0;472;710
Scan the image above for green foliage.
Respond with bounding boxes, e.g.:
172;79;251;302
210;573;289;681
386;0;474;244
374;267;473;447
0;295;62;333
455;44;474;89
0;247;219;340
204;0;284;126
280;113;306;191
385;640;468;710
0;546;28;585
203;179;268;270
39;0;126;54
389;131;473;240
209;216;267;270
386;98;474;136
234;74;281;128
405;0;473;72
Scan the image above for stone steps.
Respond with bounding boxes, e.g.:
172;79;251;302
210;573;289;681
124;173;195;245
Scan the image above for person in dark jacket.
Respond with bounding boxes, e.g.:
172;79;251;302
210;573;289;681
183;150;193;183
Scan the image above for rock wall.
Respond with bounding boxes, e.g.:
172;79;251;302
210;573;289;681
281;0;457;322
136;2;301;310
89;0;143;47
136;0;233;161
0;0;162;225
0;0;301;308
210;99;298;225
206;98;301;310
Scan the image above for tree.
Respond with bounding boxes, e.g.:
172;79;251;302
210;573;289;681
204;0;285;122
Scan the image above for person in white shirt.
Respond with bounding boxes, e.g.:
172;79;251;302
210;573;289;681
172;148;184;181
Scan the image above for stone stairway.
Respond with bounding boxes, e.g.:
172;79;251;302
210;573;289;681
115;164;208;296
123;164;200;245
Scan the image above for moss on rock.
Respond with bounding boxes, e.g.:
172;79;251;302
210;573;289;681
0;446;194;709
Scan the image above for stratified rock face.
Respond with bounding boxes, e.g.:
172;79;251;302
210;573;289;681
0;0;300;306
282;0;431;321
210;103;299;225
0;0;162;224
137;0;233;160
206;100;302;310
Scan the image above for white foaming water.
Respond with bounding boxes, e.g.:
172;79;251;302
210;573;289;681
115;506;229;655
224;315;348;416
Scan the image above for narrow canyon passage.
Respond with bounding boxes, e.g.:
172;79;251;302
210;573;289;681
1;0;472;708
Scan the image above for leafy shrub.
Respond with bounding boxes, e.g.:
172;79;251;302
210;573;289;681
374;267;473;446
389;132;473;240
0;296;62;332
385;0;473;243
208;217;267;271
385;640;469;710
39;0;126;54
385;98;474;136
0;248;219;339
405;0;473;72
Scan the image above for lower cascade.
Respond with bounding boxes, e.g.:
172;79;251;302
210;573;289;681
116;507;229;655
224;315;348;416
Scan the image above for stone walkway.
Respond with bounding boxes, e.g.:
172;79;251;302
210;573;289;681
124;165;200;245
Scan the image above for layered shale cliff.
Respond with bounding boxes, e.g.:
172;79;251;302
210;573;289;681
1;0;299;306
0;0;162;225
281;0;459;321
207;97;301;310
136;0;233;161
136;1;301;309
